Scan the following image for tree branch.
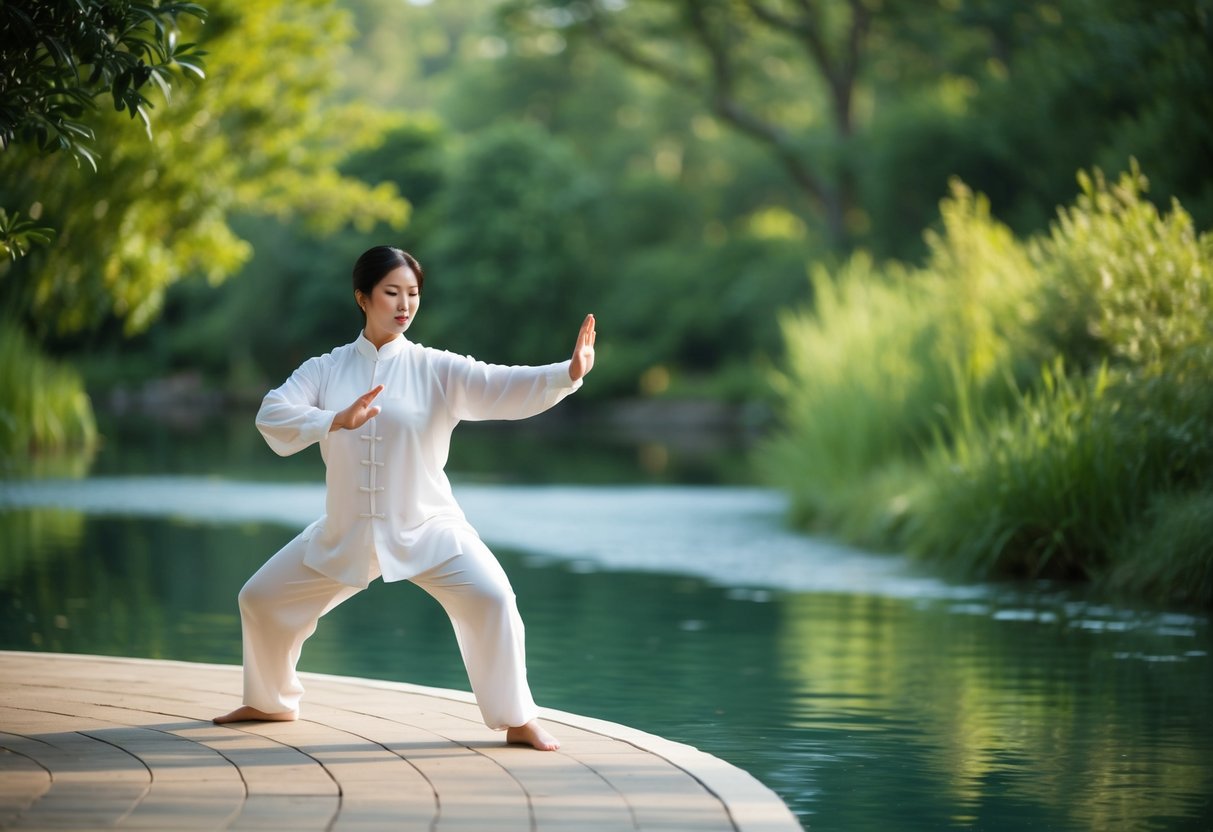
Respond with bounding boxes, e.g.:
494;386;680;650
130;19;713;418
745;0;834;81
584;12;701;93
743;0;810;38
683;0;828;207
834;0;869;135
585;0;838;237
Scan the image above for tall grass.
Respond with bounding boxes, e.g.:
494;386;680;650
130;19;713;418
912;347;1213;585
1105;489;1213;606
766;165;1213;604
0;322;98;469
763;183;1041;540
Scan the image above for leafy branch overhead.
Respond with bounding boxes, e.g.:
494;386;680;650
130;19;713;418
0;0;208;170
0;208;55;260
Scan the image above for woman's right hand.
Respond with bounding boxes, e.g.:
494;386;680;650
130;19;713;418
330;385;384;431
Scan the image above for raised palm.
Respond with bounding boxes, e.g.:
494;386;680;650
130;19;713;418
569;314;597;382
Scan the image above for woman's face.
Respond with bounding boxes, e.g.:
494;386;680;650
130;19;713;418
357;264;421;346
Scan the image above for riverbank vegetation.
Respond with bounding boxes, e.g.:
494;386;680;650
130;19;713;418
0;325;96;471
765;166;1213;605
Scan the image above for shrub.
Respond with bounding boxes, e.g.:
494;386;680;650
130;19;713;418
763;181;1041;529
1031;162;1212;371
910;346;1213;580
0;324;97;467
766;164;1213;602
1104;488;1213;607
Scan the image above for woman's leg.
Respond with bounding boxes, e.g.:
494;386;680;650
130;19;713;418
410;536;558;749
214;532;367;722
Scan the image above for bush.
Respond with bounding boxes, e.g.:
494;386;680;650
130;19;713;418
766;165;1213;602
762;182;1041;531
911;346;1213;580
1105;488;1213;607
0;324;97;467
1032;162;1212;371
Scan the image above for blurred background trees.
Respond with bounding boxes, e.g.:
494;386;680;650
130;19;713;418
79;0;1208;403
7;0;1208;405
2;0;1210;597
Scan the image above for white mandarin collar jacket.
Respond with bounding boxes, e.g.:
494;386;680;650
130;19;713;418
256;332;582;587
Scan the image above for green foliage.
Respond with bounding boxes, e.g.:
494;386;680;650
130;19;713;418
425;27;819;393
508;0;1213;257
1105;488;1213;607
913;346;1213;582
1032;163;1213;370
767;165;1213;601
0;208;55;259
0;321;97;464
763;181;1040;528
419;121;600;365
0;0;409;338
968;0;1213;233
28;0;1211;455
0;0;207;260
0;0;207;166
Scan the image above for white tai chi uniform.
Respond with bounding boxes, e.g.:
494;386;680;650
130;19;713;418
239;331;581;729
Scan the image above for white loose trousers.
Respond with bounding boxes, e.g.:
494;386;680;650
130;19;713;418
239;526;538;730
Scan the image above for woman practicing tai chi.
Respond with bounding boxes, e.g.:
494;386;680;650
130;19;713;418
214;246;596;751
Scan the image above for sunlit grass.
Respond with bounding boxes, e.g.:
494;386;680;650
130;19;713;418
766;165;1213;604
762;182;1039;532
0;323;98;468
912;349;1213;593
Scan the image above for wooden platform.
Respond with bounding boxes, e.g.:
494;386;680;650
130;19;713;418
0;652;801;831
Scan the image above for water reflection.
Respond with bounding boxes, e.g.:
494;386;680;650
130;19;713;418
776;593;1213;831
1;504;1209;832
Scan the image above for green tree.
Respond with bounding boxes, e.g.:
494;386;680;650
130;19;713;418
504;0;1213;257
106;0;827;401
502;0;877;246
0;0;409;338
138;115;451;392
419;121;600;366
0;0;207;164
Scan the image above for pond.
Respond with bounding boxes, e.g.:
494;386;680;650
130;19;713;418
2;412;1211;832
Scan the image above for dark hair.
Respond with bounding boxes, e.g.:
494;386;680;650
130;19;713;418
352;246;424;311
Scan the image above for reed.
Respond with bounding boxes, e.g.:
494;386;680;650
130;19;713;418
1104;489;1213;606
910;348;1213;582
0;323;98;466
765;165;1213;602
762;182;1039;536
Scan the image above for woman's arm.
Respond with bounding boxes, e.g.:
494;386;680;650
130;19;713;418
255;357;341;456
441;314;596;422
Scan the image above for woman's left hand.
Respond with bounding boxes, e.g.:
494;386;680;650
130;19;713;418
569;314;596;382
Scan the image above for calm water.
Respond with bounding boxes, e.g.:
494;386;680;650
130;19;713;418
2;413;1211;831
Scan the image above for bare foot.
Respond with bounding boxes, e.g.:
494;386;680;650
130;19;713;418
506;719;560;751
212;705;298;725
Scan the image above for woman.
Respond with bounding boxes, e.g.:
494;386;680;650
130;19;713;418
213;246;596;751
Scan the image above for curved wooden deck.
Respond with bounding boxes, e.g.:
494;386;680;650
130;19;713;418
0;652;801;831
